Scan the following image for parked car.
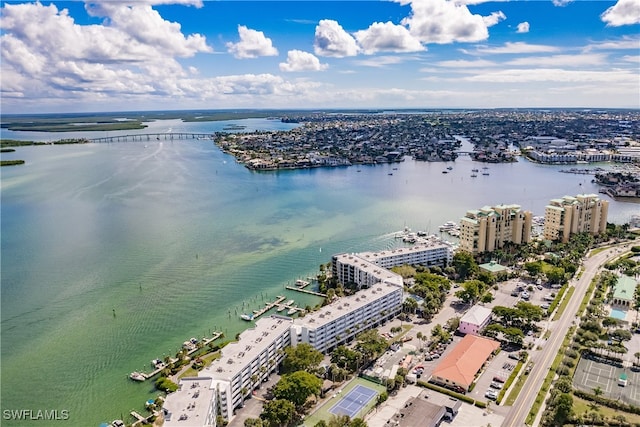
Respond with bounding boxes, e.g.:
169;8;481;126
508;353;520;360
493;376;505;383
490;381;503;389
540;303;550;310
485;389;498;400
536;284;543;290
551;284;562;289
521;291;529;300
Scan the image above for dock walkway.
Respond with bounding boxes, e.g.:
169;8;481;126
131;331;223;381
250;295;286;319
285;286;326;297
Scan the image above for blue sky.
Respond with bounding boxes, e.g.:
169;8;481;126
1;0;638;113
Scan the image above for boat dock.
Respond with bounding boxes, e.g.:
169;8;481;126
285;285;326;297
249;295;287;319
130;331;223;381
131;410;156;426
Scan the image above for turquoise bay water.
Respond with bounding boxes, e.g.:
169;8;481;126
1;119;637;425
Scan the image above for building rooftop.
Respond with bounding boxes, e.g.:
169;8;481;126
294;282;401;330
460;305;493;326
333;253;404;285
613;275;638;301
203;316;292;381
393;391;446;427
431;334;500;388
163;377;215;427
479;261;508;274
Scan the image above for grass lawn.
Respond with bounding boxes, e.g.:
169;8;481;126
572;395;640;425
553;286;576;321
304;377;386;426
179;352;221;379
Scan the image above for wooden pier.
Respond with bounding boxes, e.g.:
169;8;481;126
285;286;326;297
131;410;155;426
249;295;286;319
130;331;223;381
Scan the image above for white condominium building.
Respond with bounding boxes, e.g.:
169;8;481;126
543;194;609;243
459;204;532;254
332;241;452;288
163;315;293;425
358;239;453;270
292;282;403;353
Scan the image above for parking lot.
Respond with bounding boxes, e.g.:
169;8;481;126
468;347;520;403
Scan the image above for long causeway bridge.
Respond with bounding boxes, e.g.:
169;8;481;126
89;133;214;143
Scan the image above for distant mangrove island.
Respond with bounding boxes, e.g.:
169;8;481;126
0;109;301;132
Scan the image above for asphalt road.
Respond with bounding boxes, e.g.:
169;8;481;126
502;242;634;427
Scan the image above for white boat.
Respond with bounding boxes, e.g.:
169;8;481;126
129;372;146;382
287;307;297;315
285;299;294;306
277;305;286;312
240;313;254;321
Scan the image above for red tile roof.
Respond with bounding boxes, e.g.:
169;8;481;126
431;334;499;388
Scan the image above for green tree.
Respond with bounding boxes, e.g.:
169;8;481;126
480;293;494;304
260;399;296;427
555;376;573;393
331;345;359;371
273;371;322;408
553;393;573;425
327;415;351;427
282;343;324;374
245;418;265;427
524;261;543;277
349;419;367;427
452;251;478;280
546;267;566;284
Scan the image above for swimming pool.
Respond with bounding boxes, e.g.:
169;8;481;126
610;308;627;320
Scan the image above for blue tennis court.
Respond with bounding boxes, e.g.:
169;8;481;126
329;384;378;418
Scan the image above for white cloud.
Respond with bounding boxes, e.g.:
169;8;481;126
279;50;328;72
517;22;530;33
314;19;359;57
505;54;606;67
584;37;640;51
398;0;503;44
621;55;640;63
475;42;559;54
354;21;424;54
435;59;496;68
226;25;278;59
552;0;573;7
464;68;636;83
482;11;506;28
0;1;212;101
354;55;412;67
601;0;640;26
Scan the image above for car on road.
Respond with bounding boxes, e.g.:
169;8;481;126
485;389;498;400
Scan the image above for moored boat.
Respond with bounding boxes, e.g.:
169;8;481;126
129;372;146;382
240;313;254;321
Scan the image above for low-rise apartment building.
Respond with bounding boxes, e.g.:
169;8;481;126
292;281;403;353
163;315;293;425
543;194;609;243
332;240;452;287
458;204;532;254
